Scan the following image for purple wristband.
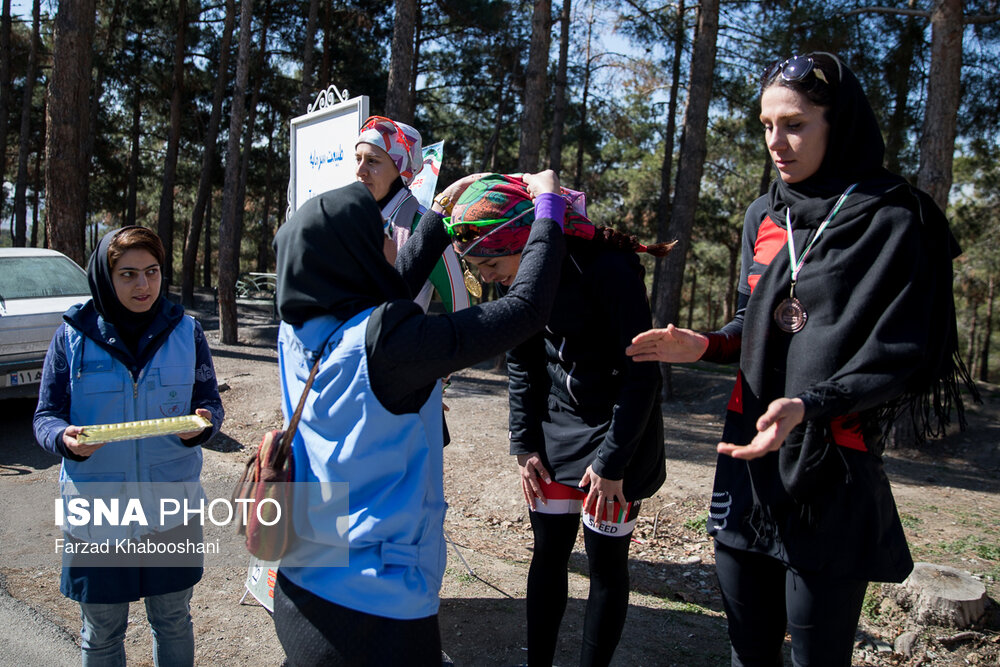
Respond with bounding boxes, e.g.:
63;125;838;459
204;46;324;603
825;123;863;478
533;193;566;230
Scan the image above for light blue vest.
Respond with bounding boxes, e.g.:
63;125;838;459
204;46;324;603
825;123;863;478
277;310;447;620
60;317;202;540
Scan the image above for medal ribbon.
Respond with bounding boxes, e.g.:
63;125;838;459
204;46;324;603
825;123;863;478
785;183;858;293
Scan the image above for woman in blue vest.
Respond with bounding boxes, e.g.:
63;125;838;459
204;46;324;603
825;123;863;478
626;53;971;665
34;226;224;666
270;172;567;666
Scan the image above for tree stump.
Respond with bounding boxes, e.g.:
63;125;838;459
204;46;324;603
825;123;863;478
893;562;988;628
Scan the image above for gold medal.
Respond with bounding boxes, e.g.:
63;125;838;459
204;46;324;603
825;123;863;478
463;266;482;299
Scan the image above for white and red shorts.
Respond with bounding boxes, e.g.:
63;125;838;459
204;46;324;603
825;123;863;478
528;477;641;537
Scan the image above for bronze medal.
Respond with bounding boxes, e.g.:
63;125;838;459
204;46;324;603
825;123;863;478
777;184;858;336
774;297;807;333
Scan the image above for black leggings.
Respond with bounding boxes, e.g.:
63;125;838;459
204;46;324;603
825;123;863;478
714;541;868;667
526;511;632;667
273;570;442;667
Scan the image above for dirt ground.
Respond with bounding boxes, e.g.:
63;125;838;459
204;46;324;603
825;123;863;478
1;294;999;666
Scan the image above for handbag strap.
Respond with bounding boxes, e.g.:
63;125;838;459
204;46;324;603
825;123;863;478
283;353;324;443
275;328;341;465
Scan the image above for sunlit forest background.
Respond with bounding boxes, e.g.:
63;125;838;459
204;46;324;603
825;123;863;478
1;0;998;377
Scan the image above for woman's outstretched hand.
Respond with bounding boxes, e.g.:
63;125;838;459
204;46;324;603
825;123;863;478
626;324;709;363
717;397;805;460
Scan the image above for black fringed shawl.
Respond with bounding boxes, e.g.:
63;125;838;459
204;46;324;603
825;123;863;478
708;59;976;583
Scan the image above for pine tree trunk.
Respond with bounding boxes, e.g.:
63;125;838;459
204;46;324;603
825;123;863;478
409;3;422;119
182;0;235;308
480;38;508;173
13;0;40;248
386;0;417;123
517;0;552;173
256;110;277;272
30;100;44;248
235;0;270;241
203;193;213;289
296;0;319;114
0;0;12;221
573;5;594;191
650;0;685;321
651;0;718;398
318;0;331;89
87;0;124;185
686;264;697;330
548;0;570;174
45;0;97;265
979;275;995;383
725;242;738;322
966;300;979;379
157;0;189;288
126;36;143;228
218;0;255;344
916;0;962;210
884;13;922;174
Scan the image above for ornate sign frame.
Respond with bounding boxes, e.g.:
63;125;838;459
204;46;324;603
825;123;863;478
286;85;369;219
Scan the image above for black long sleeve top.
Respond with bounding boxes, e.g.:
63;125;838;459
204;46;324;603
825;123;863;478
365;208;567;415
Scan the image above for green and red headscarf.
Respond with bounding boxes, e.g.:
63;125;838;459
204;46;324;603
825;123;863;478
449;174;594;258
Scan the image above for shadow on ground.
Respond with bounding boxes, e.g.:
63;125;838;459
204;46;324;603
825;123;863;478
439;595;729;667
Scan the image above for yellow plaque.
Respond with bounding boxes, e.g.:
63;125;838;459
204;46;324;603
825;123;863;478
77;415;212;444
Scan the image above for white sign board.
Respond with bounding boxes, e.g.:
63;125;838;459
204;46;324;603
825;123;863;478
243;556;279;612
288;95;369;214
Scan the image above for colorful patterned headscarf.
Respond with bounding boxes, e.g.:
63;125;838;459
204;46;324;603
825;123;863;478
356;116;423;185
450;174;594;258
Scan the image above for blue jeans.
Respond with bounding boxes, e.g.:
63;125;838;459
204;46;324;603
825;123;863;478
79;587;194;667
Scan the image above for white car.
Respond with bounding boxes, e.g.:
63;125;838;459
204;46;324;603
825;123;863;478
0;248;90;399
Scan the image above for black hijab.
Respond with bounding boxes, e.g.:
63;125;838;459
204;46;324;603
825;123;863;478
376;175;407;210
274;182;410;325
739;54;973;503
765;53;908;230
86;226;162;353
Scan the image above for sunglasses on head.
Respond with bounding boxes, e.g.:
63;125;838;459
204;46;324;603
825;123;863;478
444;206;535;256
765;52;842;87
362;115;399;136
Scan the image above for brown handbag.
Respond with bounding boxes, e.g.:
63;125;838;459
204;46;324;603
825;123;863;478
233;350;324;561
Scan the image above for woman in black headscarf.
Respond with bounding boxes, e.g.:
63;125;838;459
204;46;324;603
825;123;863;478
627;52;973;665
34;225;223;665
270;173;567;665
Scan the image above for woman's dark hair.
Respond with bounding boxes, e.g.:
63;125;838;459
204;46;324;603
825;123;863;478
108;226;165;270
593;226;676;258
760;51;842;110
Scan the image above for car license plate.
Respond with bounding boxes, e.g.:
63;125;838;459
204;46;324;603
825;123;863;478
2;368;43;388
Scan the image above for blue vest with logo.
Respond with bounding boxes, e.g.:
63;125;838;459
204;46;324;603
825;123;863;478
60;316;202;540
277;310;447;620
